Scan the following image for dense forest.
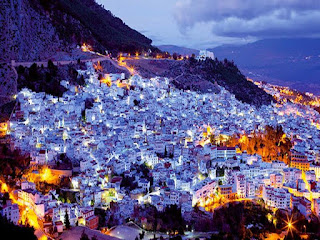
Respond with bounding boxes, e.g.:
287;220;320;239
201;58;275;107
126;57;274;107
0;143;30;180
16;61;85;97
225;125;292;163
0;210;37;240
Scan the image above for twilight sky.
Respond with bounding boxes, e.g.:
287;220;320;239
97;0;320;49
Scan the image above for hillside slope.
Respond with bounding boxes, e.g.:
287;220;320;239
211;38;320;94
0;0;157;62
126;58;274;107
157;45;199;56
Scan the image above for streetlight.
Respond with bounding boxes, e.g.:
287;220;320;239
283;215;297;236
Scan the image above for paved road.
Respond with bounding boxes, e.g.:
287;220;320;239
11;56;110;68
11;55;131;75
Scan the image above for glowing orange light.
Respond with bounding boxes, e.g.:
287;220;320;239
101;75;112;87
93;61;103;71
283;214;297;236
81;43;92;52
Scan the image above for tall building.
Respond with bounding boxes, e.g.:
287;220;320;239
234;174;246;198
290;150;309;171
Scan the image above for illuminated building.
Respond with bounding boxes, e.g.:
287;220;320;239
80;209;99;230
270;173;283;188
0;200;19;225
312;198;320;217
196;50;215;61
194;180;217;202
0;121;8;137
234;174;246;198
217;147;236;159
217;185;236;199
297;197;312;216
290;150;309;171
17;189;50;217
263;185;291;209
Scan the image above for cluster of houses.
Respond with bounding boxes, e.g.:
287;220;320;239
1;61;320;234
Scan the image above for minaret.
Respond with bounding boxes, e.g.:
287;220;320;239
107;168;112;183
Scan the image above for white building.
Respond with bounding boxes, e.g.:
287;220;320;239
217;147;236;159
197;50;215;61
0;200;20;225
234;174;246;198
262;185;291;209
194;180;217;202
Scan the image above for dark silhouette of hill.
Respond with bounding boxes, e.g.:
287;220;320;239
126;58;274;107
0;214;37;240
31;0;157;54
211;38;320;94
1;0;158;62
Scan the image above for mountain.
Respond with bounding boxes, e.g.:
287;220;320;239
210;38;320;95
125;58;274;107
157;45;199;56
1;0;157;62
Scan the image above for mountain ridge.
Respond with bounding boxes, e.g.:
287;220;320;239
210;38;320;94
157;45;199;56
0;0;158;62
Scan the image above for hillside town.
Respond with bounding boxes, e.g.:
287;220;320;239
0;54;320;239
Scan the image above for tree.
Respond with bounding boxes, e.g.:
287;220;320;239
2;192;9;205
172;53;178;60
133;99;140;106
210;134;215;145
64;209;70;229
29;63;39;81
139;230;145;240
80;230;90;240
0;214;37;240
91;235;98;240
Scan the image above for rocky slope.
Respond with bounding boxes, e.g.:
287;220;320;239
0;0;158;108
0;0;64;62
0;0;157;62
126;58;274;107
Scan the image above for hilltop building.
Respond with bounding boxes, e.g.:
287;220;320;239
197;50;215;61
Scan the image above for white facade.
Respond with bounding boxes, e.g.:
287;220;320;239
1;201;19;225
197;50;215;61
217;147;236;159
262;186;291;209
234;174;246;198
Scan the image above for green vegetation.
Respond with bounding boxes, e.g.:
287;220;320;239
227;125;292;163
133;57;274;107
139;204;185;234
17;61;85;97
0;143;30;180
0;100;16;122
192;201;274;239
64;209;71;229
201;58;274;106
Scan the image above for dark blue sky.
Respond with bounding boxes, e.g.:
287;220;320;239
98;0;320;49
